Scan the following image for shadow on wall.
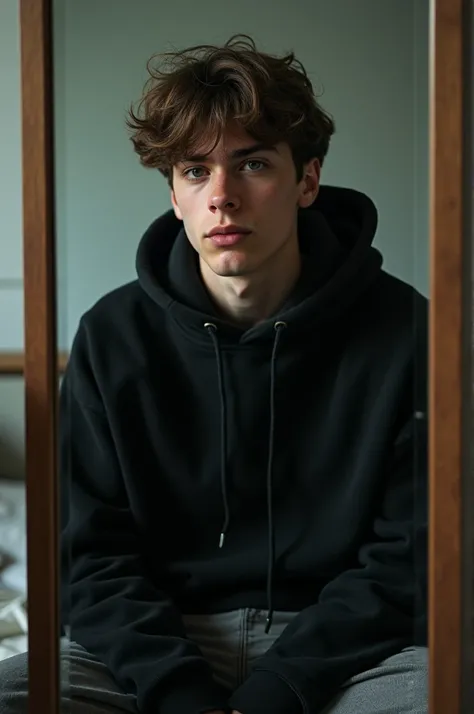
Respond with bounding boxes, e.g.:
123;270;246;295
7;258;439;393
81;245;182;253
0;438;24;481
0;378;25;480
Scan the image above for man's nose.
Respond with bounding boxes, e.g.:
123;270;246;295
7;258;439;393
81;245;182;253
208;173;241;212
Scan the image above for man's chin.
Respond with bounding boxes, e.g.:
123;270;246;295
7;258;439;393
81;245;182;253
213;265;251;278
209;254;252;278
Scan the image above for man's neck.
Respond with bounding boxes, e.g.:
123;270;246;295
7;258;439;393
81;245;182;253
199;250;301;328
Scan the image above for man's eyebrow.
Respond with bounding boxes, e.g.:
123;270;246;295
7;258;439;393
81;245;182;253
181;143;279;163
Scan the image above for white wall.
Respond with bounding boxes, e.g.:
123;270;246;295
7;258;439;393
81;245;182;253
0;2;24;479
0;1;23;352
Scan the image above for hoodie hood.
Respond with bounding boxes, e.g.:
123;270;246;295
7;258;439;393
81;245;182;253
136;185;383;344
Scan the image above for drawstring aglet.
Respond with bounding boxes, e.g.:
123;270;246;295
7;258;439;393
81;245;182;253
265;612;273;634
219;532;225;548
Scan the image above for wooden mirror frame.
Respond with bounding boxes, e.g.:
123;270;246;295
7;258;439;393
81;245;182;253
20;1;59;713
429;0;473;711
18;0;472;712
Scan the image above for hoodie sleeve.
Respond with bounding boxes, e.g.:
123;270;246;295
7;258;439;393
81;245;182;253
229;411;428;714
60;326;228;714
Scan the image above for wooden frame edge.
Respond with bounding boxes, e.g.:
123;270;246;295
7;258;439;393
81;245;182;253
0;352;68;376
19;0;60;712
428;0;470;711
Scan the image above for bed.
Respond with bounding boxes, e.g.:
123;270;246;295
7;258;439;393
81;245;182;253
0;478;28;661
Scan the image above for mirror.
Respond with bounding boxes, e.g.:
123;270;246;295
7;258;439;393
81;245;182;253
1;1;434;712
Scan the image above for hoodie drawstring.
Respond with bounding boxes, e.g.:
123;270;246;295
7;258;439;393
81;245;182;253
204;323;230;548
265;320;286;632
204;320;287;634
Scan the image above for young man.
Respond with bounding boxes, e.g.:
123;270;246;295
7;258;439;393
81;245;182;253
0;35;428;714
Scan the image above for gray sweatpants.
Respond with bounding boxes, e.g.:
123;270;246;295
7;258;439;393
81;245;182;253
0;608;427;713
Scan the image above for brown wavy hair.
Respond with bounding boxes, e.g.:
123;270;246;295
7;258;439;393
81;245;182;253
126;34;335;185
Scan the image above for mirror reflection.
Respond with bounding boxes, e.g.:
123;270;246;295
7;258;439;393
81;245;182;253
0;2;430;713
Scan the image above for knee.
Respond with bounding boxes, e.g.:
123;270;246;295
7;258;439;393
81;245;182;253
0;652;29;702
401;646;429;713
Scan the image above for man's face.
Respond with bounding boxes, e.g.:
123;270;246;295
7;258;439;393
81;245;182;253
170;122;320;279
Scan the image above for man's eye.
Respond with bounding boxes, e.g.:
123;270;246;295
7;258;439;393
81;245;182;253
244;160;265;171
184;167;206;180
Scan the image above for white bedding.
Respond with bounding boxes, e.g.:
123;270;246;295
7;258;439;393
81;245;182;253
0;479;28;660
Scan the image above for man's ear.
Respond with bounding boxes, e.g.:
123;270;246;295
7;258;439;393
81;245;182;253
171;189;183;220
297;158;320;209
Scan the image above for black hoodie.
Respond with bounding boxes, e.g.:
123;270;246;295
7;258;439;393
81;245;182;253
60;186;428;714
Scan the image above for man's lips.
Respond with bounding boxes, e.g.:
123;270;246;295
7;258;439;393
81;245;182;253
207;224;251;237
206;226;252;246
207;231;250;246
